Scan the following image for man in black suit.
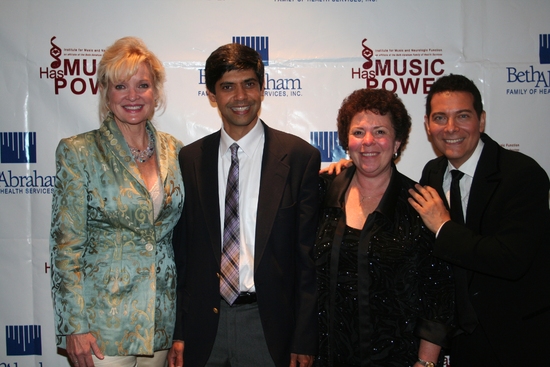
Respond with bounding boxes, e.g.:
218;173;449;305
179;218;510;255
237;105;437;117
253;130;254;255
408;74;550;366
168;43;319;367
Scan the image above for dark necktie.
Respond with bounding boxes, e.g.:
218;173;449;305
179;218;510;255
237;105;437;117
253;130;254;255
220;143;240;305
450;170;465;224
449;169;478;333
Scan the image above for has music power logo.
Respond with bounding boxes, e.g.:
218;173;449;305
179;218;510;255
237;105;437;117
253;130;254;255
39;36;103;95
5;325;42;356
352;38;445;95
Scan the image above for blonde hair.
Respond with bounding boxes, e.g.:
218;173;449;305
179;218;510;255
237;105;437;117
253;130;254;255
97;37;166;121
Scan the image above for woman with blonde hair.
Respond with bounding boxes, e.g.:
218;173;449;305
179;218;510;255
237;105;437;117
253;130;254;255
50;37;184;367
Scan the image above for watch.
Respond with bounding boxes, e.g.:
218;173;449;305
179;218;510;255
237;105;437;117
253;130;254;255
417;358;435;367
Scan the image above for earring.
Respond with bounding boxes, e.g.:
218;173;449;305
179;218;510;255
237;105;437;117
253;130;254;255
393;152;398;159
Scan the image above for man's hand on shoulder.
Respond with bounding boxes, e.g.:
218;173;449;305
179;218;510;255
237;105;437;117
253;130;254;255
408;184;451;234
167;340;184;367
319;159;353;175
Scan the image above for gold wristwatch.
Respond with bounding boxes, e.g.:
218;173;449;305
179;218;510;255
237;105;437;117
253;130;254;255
417;357;435;367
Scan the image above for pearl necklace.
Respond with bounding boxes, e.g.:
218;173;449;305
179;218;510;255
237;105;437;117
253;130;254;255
129;129;155;163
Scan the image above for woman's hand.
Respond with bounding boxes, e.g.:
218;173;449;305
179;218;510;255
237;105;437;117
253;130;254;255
66;333;103;367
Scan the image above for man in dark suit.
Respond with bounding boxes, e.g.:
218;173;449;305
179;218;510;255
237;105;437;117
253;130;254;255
408;74;550;366
168;43;320;367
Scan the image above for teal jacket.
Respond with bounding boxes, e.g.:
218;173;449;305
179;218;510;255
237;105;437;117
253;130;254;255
50;115;184;356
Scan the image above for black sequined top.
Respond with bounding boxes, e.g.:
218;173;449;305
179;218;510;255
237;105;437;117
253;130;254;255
314;166;455;367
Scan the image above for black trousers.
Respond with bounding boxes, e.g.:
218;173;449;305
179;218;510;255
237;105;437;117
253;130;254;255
205;301;276;367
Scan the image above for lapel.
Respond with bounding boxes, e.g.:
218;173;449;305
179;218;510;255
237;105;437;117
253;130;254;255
324;165;356;209
254;122;290;271
155;128;169;189
195;131;223;264
466;134;501;233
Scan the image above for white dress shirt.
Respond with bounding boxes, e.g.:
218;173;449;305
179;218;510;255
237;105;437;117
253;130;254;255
218;121;265;292
443;139;485;220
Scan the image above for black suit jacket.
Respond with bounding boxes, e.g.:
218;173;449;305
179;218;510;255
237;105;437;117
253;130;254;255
420;133;550;364
173;121;320;367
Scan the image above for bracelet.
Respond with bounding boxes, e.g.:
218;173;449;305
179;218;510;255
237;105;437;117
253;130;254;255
417;357;435;367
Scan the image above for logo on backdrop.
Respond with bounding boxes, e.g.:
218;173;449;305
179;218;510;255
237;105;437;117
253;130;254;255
0;132;55;195
5;325;42;356
197;36;303;98
310;131;347;163
353;38;445;95
506;33;550;95
39;36;103;95
539;34;550;64
1;132;36;164
233;36;269;66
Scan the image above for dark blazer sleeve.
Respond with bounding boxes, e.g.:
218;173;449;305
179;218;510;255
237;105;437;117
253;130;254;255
290;144;321;355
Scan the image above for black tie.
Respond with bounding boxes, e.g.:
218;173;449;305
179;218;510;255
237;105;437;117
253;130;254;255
450;170;465;224
449;169;478;333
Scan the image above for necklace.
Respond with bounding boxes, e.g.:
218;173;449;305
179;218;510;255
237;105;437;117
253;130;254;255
353;173;388;205
360;194;375;203
128;129;155;163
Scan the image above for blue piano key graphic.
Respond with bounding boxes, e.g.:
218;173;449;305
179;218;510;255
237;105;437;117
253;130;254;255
1;132;37;164
5;325;42;356
233;36;269;66
310;131;347;163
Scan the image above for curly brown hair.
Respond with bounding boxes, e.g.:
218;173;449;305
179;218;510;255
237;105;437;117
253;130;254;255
337;88;411;159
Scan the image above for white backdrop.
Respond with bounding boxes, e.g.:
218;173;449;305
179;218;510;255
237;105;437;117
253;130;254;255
1;0;549;366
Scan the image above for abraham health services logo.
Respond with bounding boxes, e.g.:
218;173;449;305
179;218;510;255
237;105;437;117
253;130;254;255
1;132;36;164
311;131;347;163
0;132;56;194
5;325;42;356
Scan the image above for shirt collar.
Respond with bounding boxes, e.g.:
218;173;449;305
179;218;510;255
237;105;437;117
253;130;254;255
220;119;264;157
447;138;484;178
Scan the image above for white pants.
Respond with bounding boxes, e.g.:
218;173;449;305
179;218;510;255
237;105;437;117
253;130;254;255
92;350;168;367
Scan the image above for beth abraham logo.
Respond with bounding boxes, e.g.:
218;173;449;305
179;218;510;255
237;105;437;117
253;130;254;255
5;325;42;356
1;132;37;164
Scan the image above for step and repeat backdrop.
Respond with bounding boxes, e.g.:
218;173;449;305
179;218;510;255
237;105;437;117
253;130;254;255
1;0;549;365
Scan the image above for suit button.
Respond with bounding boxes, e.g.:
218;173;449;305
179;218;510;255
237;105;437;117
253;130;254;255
213;308;219;314
216;273;220;278
145;243;154;252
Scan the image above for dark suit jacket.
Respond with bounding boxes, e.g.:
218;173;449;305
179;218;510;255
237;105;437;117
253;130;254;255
173;121;320;367
420;133;550;364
